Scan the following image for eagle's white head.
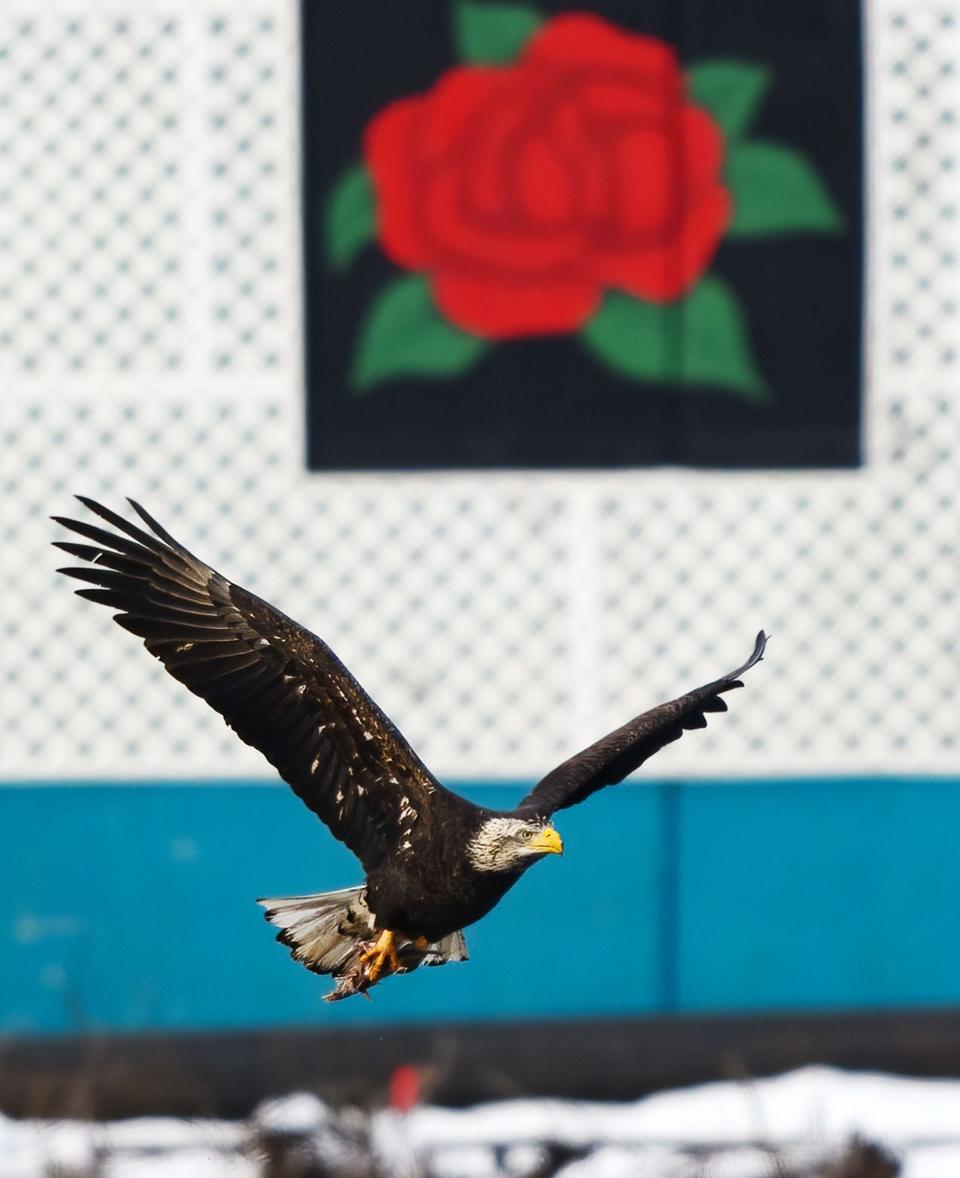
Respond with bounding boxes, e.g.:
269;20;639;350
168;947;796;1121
466;816;564;873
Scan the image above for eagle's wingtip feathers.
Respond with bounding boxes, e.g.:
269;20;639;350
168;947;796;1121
126;497;152;522
746;630;768;671
720;632;767;689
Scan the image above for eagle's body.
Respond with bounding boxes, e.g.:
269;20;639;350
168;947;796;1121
54;498;766;1000
366;809;521;941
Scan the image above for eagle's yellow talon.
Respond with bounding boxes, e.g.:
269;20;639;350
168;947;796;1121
359;929;400;982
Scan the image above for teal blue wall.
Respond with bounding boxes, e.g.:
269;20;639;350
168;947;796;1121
3;778;960;1035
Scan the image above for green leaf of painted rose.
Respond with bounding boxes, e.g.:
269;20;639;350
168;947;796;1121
687;60;772;139
325;164;375;271
580;277;766;402
680;276;767;399
454;0;543;64
726;141;844;237
351;274;488;392
581;294;677;383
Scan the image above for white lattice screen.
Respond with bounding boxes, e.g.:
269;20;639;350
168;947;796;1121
1;0;958;782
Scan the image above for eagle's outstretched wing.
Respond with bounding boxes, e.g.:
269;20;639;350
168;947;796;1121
516;632;767;818
53;497;451;872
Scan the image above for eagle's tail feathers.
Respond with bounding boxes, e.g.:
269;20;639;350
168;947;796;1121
422;929;469;966
257;886;372;977
256;888;470;986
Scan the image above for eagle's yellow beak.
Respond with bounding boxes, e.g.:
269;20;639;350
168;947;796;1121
530;826;564;856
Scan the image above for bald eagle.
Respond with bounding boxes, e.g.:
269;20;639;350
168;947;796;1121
54;498;766;1001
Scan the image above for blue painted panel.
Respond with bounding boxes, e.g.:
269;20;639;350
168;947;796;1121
0;782;665;1034
7;777;960;1035
676;777;960;1010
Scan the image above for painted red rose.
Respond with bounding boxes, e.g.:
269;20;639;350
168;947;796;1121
364;14;731;339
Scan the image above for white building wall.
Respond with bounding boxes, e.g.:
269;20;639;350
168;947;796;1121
1;0;958;782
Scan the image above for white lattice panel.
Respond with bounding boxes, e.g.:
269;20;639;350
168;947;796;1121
1;0;959;782
875;6;960;384
0;13;186;374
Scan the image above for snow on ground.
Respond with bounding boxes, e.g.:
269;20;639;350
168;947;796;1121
0;1115;253;1178
2;1066;960;1177
385;1066;960;1177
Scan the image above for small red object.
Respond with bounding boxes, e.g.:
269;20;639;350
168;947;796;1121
389;1064;421;1112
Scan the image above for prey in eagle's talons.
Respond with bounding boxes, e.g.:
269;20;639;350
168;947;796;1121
323;932;432;1002
323;959;377;1003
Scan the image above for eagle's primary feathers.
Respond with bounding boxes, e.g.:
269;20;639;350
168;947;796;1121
54;498;766;1000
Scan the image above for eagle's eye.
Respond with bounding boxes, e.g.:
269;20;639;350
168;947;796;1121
519;829;533;842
